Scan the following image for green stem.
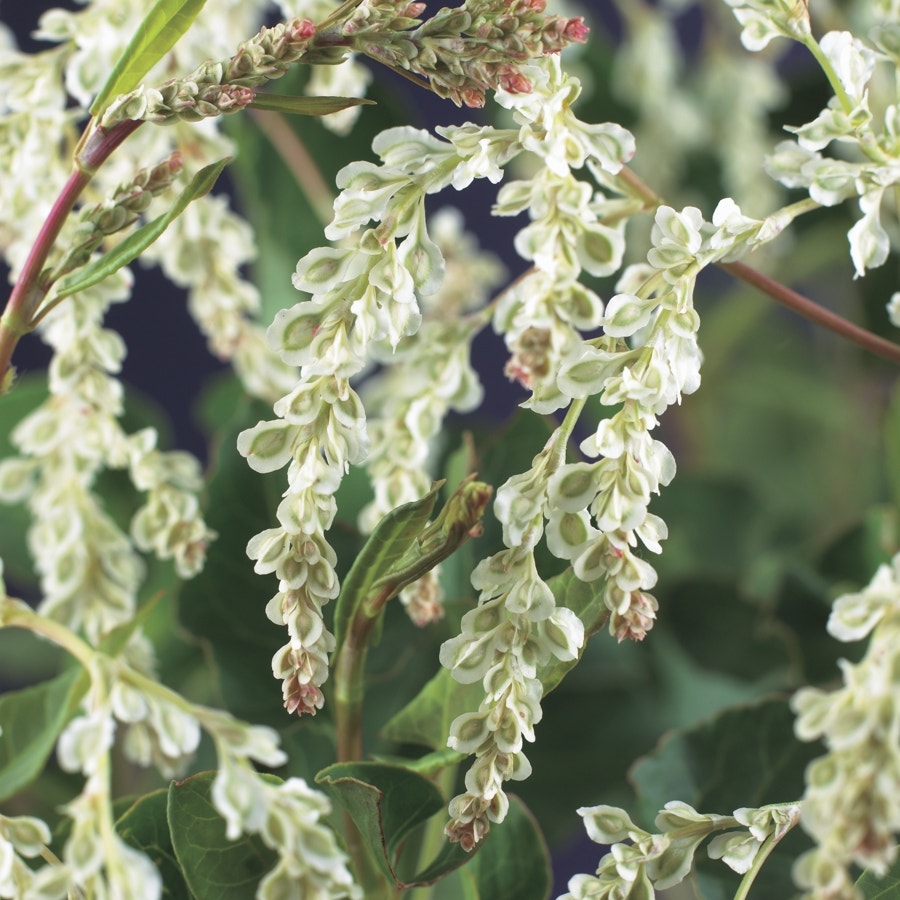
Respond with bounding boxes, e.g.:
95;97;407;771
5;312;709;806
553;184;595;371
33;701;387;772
0;598;96;669
802;35;853;114
732;830;781;900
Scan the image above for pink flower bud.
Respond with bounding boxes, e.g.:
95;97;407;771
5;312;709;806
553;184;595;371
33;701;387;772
564;17;590;42
403;2;427;15
289;18;316;42
498;67;533;94
462;88;486;108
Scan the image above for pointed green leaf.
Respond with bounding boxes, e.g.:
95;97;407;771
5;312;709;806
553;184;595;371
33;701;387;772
90;0;209;117
333;484;442;649
55;158;229;301
315;760;472;886
381;568;607;750
249;94;375;116
0;667;87;801
117;790;191;899
167;772;278;900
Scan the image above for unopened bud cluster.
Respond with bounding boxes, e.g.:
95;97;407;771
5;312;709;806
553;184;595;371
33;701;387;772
50;152;184;282
100;18;317;127
334;0;589;107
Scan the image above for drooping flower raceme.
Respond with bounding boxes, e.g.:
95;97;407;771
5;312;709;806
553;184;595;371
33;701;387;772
791;553;900;897
238;38;589;719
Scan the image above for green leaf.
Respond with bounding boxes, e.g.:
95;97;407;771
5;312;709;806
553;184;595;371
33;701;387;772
117;790;191;899
0;667;87;802
470;796;551;900
333;484;441;649
315;760;471;886
539;569;609;695
249;94;375;116
630;696;818;897
0;375;48;590
168;772;278;900
90;0;209;117
858;856;900;898
55;159;229;301
381;568;607;751
630;696;815;820
381;667;482;752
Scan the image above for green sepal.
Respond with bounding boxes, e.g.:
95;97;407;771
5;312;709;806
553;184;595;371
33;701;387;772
89;0;209;118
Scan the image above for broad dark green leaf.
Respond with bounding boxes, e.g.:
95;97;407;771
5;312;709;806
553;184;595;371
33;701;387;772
470;797;551;900
168;772;278;900
630;696;819;897
56;159;229;301
117;790;190;899
249;94;375;116
630;696;815;821
315;760;471;886
90;0;209;117
333;484;441;649
0;667;86;801
381;569;607;751
858;856;900;898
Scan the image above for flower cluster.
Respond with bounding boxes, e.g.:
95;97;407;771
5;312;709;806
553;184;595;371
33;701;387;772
791;552;900;897
560;801;800;899
333;0;590;108
0;595;359;900
730;7;900;281
238;38;591;718
0;273;214;642
100;18;318;128
438;57;639;849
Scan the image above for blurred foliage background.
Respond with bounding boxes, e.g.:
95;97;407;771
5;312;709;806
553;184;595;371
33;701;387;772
2;1;900;896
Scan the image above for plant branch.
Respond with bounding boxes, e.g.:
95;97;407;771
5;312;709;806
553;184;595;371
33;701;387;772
0;118;142;393
721;260;900;366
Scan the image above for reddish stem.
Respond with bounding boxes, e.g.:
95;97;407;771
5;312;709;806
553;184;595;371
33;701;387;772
720;260;900;367
0;118;142;390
